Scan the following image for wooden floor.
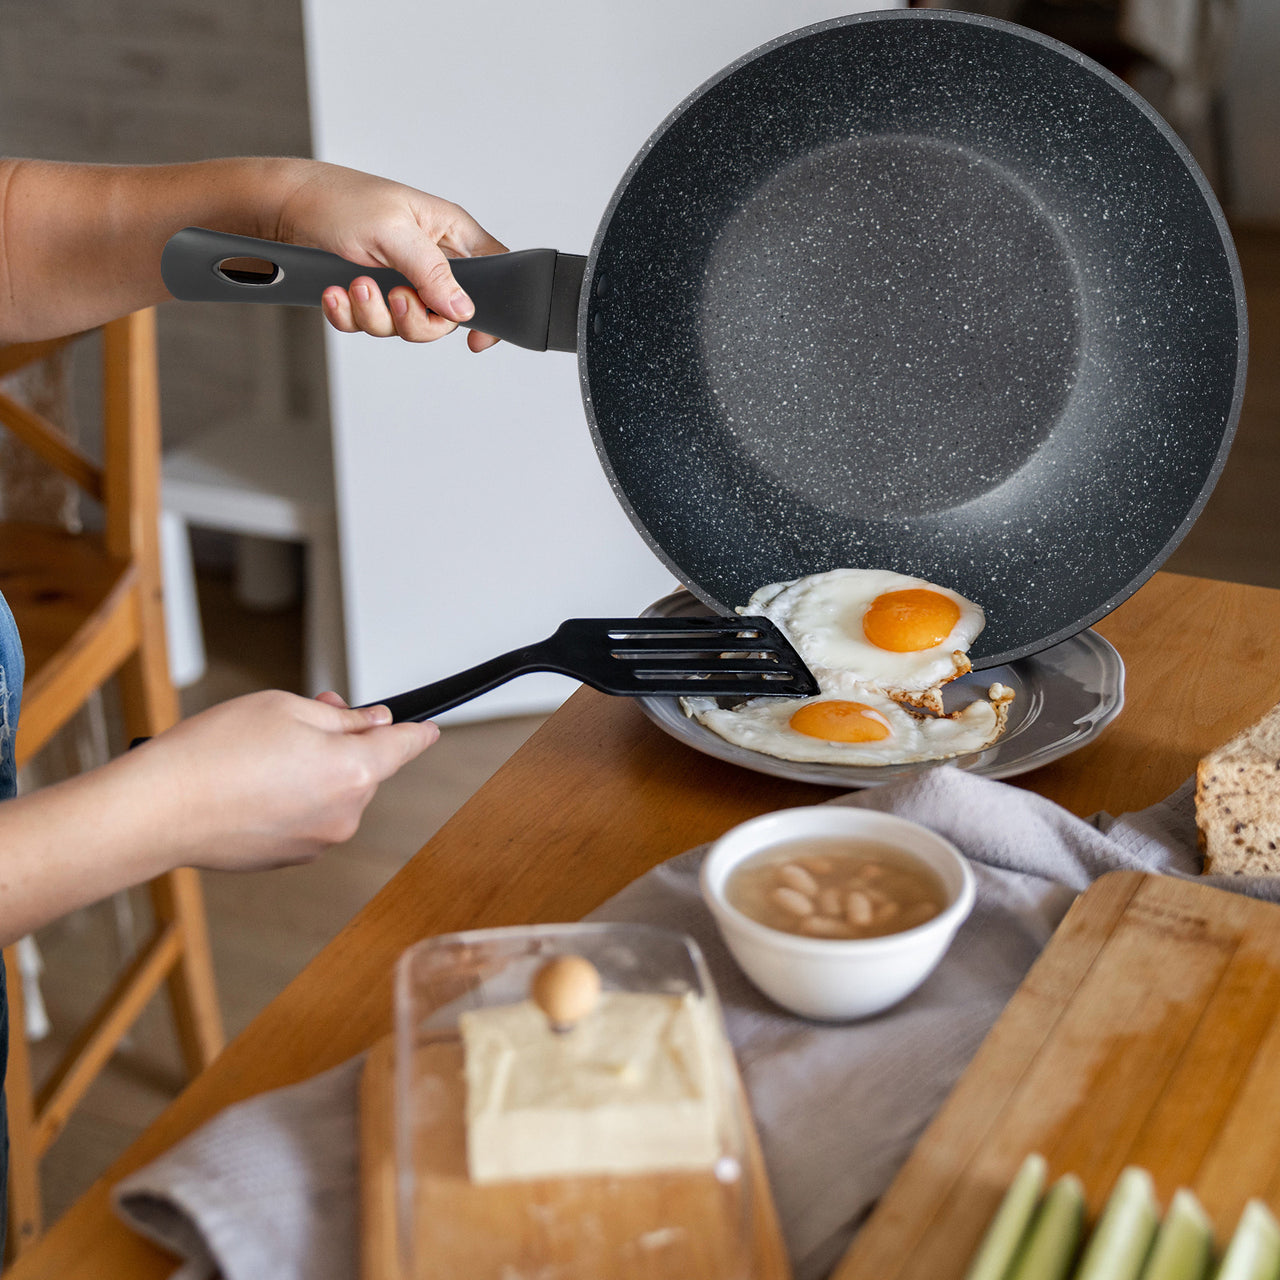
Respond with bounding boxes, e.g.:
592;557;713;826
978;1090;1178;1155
20;225;1280;1230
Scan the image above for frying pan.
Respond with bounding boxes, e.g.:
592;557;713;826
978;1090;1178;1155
163;9;1247;670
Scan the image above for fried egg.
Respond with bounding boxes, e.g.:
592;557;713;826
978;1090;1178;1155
745;568;985;713
684;683;1014;766
682;567;1013;767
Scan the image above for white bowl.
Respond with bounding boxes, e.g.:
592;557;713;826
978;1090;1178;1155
700;806;976;1021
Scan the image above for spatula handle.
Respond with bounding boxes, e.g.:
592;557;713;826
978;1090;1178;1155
361;641;572;722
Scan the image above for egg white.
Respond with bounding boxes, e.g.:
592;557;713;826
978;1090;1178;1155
684;683;1013;766
745;568;985;710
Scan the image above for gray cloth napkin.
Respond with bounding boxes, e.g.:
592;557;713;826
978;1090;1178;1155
113;767;1280;1280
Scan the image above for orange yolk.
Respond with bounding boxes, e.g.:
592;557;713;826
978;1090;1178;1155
789;701;892;743
862;589;961;653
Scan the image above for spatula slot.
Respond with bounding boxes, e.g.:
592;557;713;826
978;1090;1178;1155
608;648;774;662
630;668;797;682
605;627;764;642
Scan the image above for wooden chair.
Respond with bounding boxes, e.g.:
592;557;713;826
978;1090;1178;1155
0;310;225;1259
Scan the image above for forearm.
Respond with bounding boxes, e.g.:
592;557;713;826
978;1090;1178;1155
0;692;434;946
0;753;177;947
0;155;312;342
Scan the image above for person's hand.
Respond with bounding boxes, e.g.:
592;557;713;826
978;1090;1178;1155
274;160;508;350
132;689;438;872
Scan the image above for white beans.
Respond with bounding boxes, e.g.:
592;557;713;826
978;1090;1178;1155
772;886;815;917
798;855;834;876
845;890;874;927
776;863;820;896
724;841;947;943
818;888;843;917
800;915;847;937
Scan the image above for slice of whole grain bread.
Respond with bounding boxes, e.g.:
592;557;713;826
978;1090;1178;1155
1196;701;1280;875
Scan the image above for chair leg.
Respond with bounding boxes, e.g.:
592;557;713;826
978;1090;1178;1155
4;945;43;1259
112;340;227;1074
117;618;225;1077
148;870;224;1075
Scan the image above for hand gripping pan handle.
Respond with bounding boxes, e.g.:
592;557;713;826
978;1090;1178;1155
161;227;586;351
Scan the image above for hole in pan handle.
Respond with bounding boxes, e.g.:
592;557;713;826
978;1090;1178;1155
160;227;587;352
215;256;281;286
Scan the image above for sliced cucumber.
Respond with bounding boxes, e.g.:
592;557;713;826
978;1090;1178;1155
1140;1188;1214;1280
965;1153;1049;1280
1212;1200;1280;1280
1008;1172;1085;1280
1074;1166;1160;1280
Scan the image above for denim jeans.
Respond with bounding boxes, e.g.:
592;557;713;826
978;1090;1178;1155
0;588;23;1254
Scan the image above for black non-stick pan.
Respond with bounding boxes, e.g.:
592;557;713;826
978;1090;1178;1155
163;9;1247;670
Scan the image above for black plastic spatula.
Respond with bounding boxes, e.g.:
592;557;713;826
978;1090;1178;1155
361;616;819;723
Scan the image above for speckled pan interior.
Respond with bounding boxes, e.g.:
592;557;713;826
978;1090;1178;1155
579;9;1246;668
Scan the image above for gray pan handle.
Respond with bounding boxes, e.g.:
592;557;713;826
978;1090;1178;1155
161;227;585;352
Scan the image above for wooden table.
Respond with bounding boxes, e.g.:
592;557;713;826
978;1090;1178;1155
13;571;1280;1279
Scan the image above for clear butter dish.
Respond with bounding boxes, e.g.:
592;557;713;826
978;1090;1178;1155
387;922;784;1280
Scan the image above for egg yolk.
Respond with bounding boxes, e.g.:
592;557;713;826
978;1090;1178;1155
789;701;892;743
862;589;961;653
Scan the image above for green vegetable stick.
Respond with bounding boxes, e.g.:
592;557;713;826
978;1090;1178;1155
1213;1200;1280;1280
1140;1188;1214;1280
965;1154;1049;1280
1074;1166;1160;1280
1008;1172;1086;1280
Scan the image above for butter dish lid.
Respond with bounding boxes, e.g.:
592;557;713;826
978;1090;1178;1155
391;923;758;1279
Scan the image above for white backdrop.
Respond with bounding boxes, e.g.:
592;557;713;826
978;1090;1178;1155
301;1;901;718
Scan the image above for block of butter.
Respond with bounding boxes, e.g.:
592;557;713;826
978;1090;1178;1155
459;990;725;1184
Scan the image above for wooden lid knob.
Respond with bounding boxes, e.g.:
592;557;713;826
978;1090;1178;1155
531;955;601;1031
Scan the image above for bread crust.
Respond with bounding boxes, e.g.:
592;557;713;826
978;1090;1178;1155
1195;702;1280;876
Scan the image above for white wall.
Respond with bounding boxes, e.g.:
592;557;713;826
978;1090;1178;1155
301;1;900;718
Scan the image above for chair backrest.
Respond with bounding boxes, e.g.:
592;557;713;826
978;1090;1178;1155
0;309;173;765
0;310;161;562
101;311;163;570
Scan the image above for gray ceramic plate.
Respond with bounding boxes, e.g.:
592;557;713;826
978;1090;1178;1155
637;590;1125;788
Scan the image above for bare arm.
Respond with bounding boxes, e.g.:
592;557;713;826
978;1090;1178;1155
0;750;181;946
0;157;300;341
0;156;506;346
0;691;435;948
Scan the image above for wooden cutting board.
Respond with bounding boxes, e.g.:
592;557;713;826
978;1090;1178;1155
833;870;1280;1279
358;1034;791;1280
